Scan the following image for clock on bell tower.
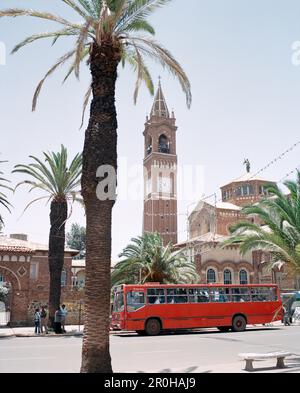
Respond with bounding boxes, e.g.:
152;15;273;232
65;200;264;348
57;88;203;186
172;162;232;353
143;80;178;246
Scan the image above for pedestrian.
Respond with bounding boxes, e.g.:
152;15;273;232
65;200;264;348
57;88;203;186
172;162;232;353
60;304;68;333
283;306;291;326
34;308;41;334
54;307;62;334
40;306;48;334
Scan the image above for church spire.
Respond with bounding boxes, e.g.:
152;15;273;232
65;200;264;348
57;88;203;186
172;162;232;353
150;78;170;118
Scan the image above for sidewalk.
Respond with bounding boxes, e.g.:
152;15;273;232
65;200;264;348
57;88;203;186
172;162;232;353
0;325;124;337
0;325;85;338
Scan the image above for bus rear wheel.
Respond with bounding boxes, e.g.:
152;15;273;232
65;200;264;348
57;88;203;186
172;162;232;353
145;319;161;336
217;326;231;332
232;315;247;332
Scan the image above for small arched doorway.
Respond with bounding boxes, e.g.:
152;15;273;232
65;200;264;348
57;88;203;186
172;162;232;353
0;267;22;327
0;276;12;326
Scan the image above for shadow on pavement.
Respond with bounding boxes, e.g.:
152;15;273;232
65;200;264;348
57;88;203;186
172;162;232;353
115;327;282;338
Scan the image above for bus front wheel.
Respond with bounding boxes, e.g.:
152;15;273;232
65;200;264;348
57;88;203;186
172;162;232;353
232;315;247;332
145;319;161;336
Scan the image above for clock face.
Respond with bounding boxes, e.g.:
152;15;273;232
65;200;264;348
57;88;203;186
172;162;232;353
158;177;171;193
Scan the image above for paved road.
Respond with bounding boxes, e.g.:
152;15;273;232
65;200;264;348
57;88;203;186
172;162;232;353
0;325;300;373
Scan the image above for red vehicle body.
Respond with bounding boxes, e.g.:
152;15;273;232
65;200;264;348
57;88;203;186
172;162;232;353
111;283;283;335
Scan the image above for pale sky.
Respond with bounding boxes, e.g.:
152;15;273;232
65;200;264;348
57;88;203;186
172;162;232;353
1;0;300;260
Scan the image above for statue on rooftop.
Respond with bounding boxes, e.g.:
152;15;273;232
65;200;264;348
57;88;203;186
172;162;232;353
244;158;251;173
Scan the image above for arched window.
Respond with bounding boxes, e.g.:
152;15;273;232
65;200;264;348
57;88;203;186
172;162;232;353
158;135;170;154
207;269;216;284
224;269;232;285
61;270;67;287
239;270;248;285
0;274;4;284
147;136;152;155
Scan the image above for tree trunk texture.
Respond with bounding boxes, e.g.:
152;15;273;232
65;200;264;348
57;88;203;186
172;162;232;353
48;200;68;327
80;42;121;373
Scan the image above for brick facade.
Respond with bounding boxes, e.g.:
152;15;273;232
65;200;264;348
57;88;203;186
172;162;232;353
0;235;84;326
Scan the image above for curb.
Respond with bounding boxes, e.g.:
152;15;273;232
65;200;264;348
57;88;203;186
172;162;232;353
0;330;123;338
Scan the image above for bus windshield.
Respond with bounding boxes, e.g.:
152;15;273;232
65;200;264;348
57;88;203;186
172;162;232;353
127;291;145;312
113;292;124;312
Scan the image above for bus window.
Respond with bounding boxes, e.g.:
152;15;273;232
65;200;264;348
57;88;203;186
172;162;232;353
126;291;145;312
167;288;188;304
219;288;231;302
147;288;166;304
251;287;275;302
189;288;210;303
210;288;230;303
231;288;250;302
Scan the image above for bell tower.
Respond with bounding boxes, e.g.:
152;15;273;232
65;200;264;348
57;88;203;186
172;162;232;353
143;80;178;245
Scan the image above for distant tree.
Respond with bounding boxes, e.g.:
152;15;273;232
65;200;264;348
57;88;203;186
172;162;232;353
67;223;86;260
112;233;199;287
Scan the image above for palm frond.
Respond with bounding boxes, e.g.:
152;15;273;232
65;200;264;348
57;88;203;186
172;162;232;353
125;36;192;107
13;146;82;209
0;8;76;28
80;83;93;128
114;232;198;285
11;28;80;54
32;50;76;111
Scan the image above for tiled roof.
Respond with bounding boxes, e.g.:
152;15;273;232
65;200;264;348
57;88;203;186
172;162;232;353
176;232;229;247
0;236;78;255
0;245;33;254
216;202;241;211
225;172;276;184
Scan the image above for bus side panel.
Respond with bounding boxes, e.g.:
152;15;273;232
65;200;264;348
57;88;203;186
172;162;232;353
125;309;148;331
246;302;283;325
160;304;233;330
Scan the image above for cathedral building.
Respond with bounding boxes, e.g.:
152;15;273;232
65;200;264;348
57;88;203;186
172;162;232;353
140;83;299;291
177;172;300;291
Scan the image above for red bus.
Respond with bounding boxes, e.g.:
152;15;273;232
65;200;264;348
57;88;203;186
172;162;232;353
111;283;283;335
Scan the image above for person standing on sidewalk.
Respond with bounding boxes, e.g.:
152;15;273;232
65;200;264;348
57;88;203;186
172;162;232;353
60;304;68;333
34;308;41;334
40;306;48;334
54;307;62;334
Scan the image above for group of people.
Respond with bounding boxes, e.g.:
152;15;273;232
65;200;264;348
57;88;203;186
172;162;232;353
33;304;68;334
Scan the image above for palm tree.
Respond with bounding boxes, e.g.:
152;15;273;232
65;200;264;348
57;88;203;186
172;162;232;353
113;233;199;286
223;171;300;276
0;0;191;373
0;161;12;225
13;145;82;326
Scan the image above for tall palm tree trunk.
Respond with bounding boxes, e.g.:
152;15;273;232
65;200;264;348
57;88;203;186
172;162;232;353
48;199;68;327
81;43;120;373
